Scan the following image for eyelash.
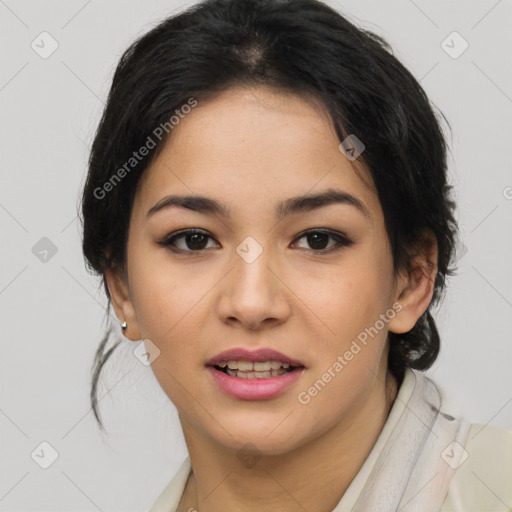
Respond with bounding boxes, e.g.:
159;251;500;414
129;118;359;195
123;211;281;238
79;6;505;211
157;228;354;255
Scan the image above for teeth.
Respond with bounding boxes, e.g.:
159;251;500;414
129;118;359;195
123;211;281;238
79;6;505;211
237;360;254;371
223;360;293;371
254;361;271;371
226;368;289;378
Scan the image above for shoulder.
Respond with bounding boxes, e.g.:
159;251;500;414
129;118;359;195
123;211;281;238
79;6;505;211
442;423;512;512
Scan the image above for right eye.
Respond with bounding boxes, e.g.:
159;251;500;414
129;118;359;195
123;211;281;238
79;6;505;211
157;229;220;253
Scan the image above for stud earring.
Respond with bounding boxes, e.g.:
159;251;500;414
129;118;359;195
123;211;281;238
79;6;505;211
121;321;127;331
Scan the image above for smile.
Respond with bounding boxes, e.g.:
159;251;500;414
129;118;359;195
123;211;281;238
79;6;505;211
215;360;297;379
207;362;305;400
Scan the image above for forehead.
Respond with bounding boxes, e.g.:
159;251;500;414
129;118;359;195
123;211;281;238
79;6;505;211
134;86;379;221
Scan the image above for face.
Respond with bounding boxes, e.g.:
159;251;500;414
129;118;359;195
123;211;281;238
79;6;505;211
111;86;410;455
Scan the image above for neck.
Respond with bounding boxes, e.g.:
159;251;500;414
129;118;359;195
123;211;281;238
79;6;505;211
177;365;399;512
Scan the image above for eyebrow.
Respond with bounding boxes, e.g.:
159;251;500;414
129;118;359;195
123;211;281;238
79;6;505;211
146;188;371;221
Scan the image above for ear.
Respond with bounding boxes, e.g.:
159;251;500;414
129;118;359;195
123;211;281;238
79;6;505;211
104;266;142;342
388;230;438;334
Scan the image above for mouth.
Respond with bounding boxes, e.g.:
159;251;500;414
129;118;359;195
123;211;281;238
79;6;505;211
211;360;303;379
205;348;306;399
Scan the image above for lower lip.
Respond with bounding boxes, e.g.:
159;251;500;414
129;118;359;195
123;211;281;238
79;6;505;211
206;366;305;400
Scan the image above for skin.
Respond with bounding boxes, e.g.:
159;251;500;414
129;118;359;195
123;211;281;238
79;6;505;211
105;85;438;512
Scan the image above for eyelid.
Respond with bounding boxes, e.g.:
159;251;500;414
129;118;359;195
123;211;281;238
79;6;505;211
157;228;217;249
291;228;354;252
158;227;354;253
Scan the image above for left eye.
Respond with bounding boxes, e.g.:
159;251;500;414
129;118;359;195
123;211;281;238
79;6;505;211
293;229;353;251
158;229;353;253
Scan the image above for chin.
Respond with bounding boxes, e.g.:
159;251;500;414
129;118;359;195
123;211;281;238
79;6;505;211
209;419;311;458
224;435;302;458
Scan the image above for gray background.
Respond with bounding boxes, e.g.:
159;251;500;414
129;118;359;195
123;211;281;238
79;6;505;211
1;0;511;510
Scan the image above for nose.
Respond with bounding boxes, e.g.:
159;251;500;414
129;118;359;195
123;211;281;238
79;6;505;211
217;242;291;331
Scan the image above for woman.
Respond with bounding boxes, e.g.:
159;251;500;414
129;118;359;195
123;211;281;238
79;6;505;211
80;0;512;510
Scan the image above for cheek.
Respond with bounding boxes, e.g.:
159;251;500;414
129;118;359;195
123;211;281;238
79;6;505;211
128;267;206;408
128;235;196;326
126;250;198;351
295;272;392;429
303;255;393;346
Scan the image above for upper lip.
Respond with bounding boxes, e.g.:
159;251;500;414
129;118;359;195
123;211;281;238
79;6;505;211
206;348;305;367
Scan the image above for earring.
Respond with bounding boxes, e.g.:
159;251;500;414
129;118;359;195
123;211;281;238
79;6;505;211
121;321;128;331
